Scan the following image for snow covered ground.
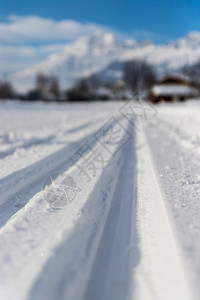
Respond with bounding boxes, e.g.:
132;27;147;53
0;99;200;300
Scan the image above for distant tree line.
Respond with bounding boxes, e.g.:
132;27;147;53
0;80;15;99
26;73;60;101
0;59;157;101
65;60;156;101
0;73;61;101
66;75;109;101
181;62;200;92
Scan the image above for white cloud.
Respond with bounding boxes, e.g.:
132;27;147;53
0;15;106;76
0;15;104;44
0;44;66;75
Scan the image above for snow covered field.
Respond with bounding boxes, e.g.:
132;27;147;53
0;99;200;300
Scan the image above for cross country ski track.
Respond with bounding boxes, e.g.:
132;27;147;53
0;101;200;300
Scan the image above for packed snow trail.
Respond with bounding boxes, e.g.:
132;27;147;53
134;129;194;300
82;137;137;300
0;100;200;300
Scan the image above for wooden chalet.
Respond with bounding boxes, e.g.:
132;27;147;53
150;74;199;103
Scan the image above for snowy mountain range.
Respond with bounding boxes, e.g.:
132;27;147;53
12;30;200;92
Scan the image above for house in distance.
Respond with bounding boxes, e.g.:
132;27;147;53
150;73;199;103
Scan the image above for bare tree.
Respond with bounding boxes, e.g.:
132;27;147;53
49;75;60;100
0;81;15;99
34;73;61;100
66;79;92;101
123;60;156;96
181;62;200;91
66;76;102;101
36;73;49;100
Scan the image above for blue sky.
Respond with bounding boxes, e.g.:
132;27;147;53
1;0;200;43
0;0;200;76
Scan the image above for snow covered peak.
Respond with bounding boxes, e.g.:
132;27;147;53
11;30;200;93
81;31;117;48
124;39;136;47
103;32;116;43
173;31;200;48
185;31;200;44
93;31;116;45
83;31;136;50
12;30;140;92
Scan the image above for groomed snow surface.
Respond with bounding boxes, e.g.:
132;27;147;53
0;99;200;300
